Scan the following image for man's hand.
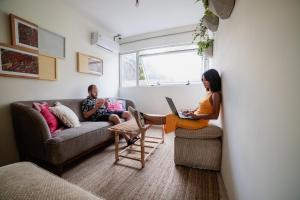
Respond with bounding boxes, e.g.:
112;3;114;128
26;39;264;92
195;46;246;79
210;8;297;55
104;98;109;107
96;99;105;109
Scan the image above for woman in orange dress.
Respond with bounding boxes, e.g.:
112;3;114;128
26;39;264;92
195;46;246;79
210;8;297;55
132;69;222;134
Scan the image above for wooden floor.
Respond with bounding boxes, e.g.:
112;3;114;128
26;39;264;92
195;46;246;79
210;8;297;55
62;127;225;200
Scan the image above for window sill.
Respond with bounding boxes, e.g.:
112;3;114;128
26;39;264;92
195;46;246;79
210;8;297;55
120;82;202;88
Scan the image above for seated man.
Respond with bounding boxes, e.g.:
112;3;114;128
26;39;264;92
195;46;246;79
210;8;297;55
81;84;137;145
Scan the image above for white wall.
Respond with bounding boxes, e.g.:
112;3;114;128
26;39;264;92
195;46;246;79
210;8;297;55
119;84;206;114
212;0;300;199
0;0;119;166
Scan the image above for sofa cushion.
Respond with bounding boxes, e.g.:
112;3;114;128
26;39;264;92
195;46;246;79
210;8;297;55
0;162;101;200
107;98;126;112
107;101;124;112
50;102;81;128
45;121;113;164
40;104;61;134
175;125;223;139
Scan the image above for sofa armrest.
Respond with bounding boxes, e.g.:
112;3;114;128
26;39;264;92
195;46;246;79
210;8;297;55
11;103;51;160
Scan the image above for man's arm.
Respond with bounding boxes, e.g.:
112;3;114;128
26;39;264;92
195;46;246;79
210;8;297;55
83;107;98;119
82;99;105;119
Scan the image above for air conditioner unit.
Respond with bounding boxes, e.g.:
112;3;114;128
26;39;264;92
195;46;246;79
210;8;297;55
91;32;119;53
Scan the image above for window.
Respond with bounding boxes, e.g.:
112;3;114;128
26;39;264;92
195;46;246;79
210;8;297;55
120;53;137;87
120;45;205;87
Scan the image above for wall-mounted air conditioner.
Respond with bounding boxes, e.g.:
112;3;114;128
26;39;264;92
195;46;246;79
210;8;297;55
91;32;119;53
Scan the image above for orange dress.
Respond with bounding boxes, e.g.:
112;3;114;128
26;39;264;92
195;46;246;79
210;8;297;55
164;93;213;133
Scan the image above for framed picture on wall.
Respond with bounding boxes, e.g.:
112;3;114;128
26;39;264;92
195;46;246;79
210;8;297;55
77;52;103;76
10;14;39;53
0;43;39;79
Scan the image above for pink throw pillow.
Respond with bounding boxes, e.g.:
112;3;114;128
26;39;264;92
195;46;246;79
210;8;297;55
107;101;124;112
40;105;60;135
32;102;60;135
32;102;47;112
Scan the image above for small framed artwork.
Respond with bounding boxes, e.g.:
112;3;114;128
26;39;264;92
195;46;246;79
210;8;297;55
0;43;39;79
77;52;103;76
10;14;39;53
38;54;57;81
38;27;66;59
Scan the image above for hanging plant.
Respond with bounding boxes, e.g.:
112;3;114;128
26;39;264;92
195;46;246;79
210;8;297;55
193;1;217;57
193;17;214;56
196;0;208;9
193;18;206;41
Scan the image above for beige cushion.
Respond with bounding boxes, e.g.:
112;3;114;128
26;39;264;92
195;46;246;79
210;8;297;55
175;125;222;139
0;162;102;200
50;102;81;128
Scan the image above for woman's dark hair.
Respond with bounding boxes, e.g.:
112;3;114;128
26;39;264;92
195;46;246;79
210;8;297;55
203;69;221;92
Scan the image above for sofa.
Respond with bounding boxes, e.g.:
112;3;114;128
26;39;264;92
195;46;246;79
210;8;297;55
11;98;134;173
0;162;103;200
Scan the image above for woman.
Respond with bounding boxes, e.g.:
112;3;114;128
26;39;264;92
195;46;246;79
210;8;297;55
131;69;222;133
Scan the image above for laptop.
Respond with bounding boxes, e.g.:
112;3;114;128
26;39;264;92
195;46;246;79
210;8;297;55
165;97;195;119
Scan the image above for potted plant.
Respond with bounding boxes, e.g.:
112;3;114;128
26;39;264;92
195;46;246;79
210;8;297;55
198;39;214;57
202;9;219;32
198;0;235;19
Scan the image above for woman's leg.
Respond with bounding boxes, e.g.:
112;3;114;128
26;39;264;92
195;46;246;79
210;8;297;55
142;113;166;125
128;106;166;125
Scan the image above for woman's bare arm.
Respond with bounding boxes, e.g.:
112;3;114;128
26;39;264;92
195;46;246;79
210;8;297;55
187;92;221;120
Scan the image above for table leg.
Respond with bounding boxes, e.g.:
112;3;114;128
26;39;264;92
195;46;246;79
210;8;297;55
114;132;119;161
141;138;145;168
141;131;145;168
161;126;165;144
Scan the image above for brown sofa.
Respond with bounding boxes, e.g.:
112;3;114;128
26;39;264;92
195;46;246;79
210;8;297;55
11;98;134;173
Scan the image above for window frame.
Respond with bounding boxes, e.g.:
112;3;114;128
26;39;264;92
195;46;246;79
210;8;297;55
119;51;138;88
119;45;208;88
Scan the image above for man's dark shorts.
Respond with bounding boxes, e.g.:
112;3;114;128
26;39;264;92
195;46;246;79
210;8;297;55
93;111;124;121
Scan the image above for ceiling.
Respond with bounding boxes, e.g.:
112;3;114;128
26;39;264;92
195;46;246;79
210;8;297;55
64;0;204;37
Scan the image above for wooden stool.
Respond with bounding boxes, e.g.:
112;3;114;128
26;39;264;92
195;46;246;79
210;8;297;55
108;118;164;168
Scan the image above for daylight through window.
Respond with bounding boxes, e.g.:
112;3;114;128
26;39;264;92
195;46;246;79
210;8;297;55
120;45;205;87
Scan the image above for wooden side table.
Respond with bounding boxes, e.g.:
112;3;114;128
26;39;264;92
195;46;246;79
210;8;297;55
108;119;164;168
